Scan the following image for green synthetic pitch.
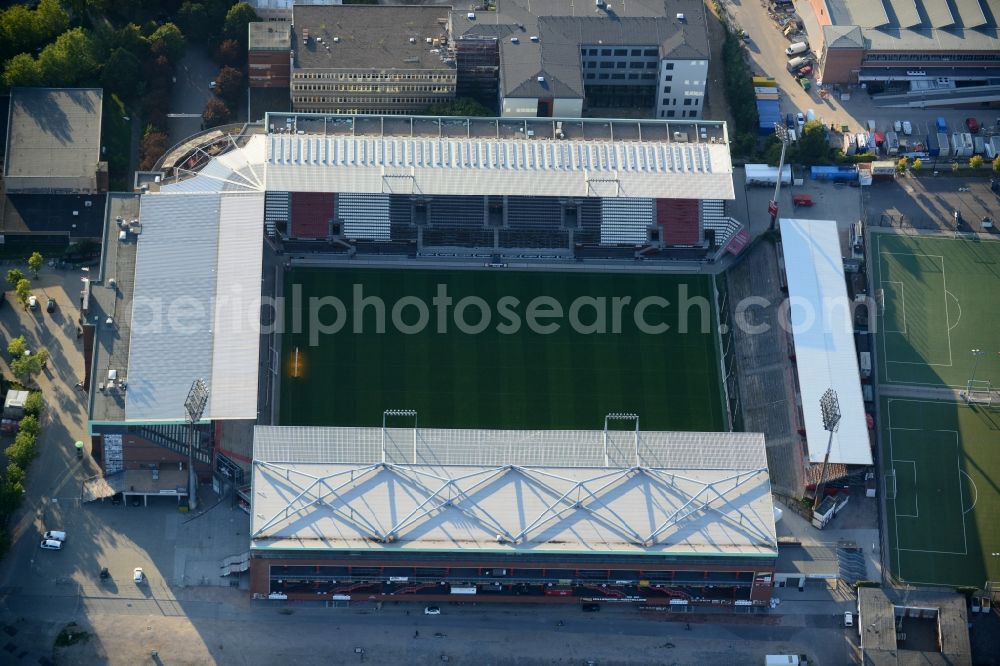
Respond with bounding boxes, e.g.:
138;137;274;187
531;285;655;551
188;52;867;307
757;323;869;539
279;267;726;432
873;233;1000;389
881;397;1000;587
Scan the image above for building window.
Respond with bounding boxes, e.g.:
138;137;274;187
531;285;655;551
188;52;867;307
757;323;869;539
646;62;657;69
581;48;587;56
667;110;675;117
586;73;595;79
589;48;598;55
628;73;639;79
661;97;669;105
663;85;671;93
663;75;672;82
641;73;656;79
587;61;597;68
611;73;624;79
613;49;627;56
683;99;692;106
598;73;610;79
694;98;700;105
629;61;643;69
616;62;626;68
601;48;611;55
631;49;642;56
600;62;614;68
644;48;658;56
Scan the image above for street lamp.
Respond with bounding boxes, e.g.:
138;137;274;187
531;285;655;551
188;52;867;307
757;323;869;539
184;378;210;511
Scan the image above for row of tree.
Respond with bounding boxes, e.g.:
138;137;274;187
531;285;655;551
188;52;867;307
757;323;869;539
0;387;44;558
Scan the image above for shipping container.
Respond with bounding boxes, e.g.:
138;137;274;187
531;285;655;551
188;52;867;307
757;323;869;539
936;117;948;133
752;76;778;88
810;166;859;182
745;164;792;186
885;131;899;155
974;136;985;155
937;132;950;157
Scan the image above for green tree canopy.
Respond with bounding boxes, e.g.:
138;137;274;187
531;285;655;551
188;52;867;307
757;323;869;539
18;415;40;438
223;2;258;43
2;53;43;88
795;120;832;166
27;252;43;278
14;279;32;307
6;269;25;288
215;38;243;67
149;22;185;62
178;2;209;44
970;155;984;169
993;155;1000;173
6;430;38;467
11;353;44;384
0;0;69;64
7;336;27;360
213;65;243;105
101;47;142;99
37;27;99;86
23;392;44;417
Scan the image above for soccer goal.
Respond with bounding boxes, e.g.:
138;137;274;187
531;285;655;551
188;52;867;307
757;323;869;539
885;469;897;501
966;380;994;405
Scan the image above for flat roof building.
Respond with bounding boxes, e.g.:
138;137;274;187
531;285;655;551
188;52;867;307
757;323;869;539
3;88;105;193
858;587;972;665
290;5;456;115
250;425;777;604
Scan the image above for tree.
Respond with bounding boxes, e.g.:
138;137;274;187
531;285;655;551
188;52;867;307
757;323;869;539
994;154;1000;173
425;97;493;117
37;27;99;86
896;157;909;174
15;279;32;308
101;47;142;99
7;336;27;360
223;2;258;43
139;127;170;170
6;269;25;288
11;353;44;384
149;22;185;61
0;0;68;64
215;38;243;68
951;161;960;173
213;66;243;106
178;2;209;44
27;252;43;278
33;0;69;39
796;120;832;166
18;415;40;438
23;392;44;417
6;431;38;468
912;158;922;172
202;98;231;128
1;53;43;88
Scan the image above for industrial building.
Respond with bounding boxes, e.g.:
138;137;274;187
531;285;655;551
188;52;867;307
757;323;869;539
250;425;778;605
450;0;711;118
813;0;1000;106
289;5;456;115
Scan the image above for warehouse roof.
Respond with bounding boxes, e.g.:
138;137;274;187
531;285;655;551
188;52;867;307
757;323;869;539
3;88;103;191
779;218;872;467
825;0;1000;52
291;5;453;71
251;427;777;557
450;0;710;99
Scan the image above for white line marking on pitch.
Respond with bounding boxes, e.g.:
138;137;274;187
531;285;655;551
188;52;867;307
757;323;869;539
961;471;979;514
892;459;918;518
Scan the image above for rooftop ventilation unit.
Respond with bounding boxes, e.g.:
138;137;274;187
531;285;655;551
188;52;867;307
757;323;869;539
530;35;538;42
467;11;476;19
537;75;545;82
333;36;340;43
676;13;686;21
409;37;416;43
425;37;433;43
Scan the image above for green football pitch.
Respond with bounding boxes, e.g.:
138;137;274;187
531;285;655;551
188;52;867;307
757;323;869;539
881;397;1000;587
278;267;726;432
873;233;1000;389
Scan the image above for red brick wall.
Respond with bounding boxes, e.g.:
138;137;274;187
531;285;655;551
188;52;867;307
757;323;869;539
821;47;864;85
249;50;290;88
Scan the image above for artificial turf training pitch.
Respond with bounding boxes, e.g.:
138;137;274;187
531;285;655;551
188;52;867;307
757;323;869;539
881;397;1000;587
279;267;726;432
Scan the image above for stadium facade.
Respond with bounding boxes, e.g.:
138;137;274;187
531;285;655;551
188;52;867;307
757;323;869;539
250;426;778;605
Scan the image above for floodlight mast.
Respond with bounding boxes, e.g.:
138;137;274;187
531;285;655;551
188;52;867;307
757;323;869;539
813;389;841;509
184;378;210;511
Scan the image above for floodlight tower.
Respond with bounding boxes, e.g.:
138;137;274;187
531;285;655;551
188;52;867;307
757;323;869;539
184;378;210;511
768;123;790;231
812;389;842;510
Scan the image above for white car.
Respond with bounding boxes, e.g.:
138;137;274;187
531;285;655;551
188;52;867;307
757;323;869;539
44;530;66;542
893;120;902;132
902;121;913;136
844;611;854;627
133;567;145;583
209;81;217;89
28;295;38;310
40;539;62;550
796;112;805;129
424;606;441;615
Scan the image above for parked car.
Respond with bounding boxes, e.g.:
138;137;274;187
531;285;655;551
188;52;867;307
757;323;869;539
796;112;805;129
893;120;902;132
46;298;55;313
424;606;441;615
844;612;854;627
28;295;38;310
208;81;217;89
40;539;62;550
133;567;145;583
44;530;67;542
965;117;979;134
902;121;913;135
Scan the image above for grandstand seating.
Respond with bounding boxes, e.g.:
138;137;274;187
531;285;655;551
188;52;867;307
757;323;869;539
657;199;700;246
290;192;334;239
264;191;289;238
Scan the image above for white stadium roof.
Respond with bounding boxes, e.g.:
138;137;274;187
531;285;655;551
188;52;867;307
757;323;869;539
251;427;778;558
779;218;872;466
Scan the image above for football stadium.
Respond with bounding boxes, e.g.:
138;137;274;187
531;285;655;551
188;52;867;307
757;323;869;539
85;114;783;605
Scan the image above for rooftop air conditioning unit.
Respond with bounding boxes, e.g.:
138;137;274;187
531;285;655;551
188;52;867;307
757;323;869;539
537;75;545;82
467;11;475;19
409;37;416;43
676;13;686;21
333;36;340;43
511;36;519;43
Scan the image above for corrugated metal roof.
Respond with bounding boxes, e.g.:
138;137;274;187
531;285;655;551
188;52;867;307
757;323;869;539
209;193;265;420
126;193;221;422
923;0;956;28
250;426;776;556
779;218;872;466
886;0;921;28
265;134;734;200
953;0;987;28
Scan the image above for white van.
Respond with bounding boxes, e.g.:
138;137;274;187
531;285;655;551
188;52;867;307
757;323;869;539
785;41;808;56
40;539;62;550
44;530;67;542
844;611;854;627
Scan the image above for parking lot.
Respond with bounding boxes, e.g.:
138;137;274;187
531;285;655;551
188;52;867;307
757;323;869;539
719;0;1000;137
